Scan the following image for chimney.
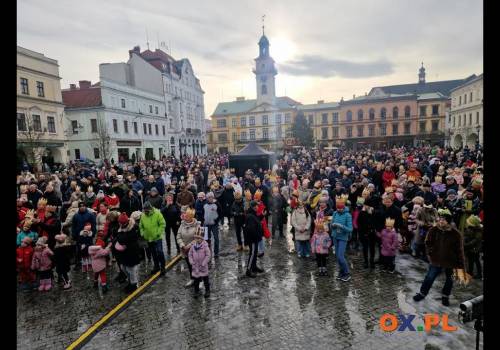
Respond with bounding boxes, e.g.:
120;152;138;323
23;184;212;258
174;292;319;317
79;80;91;89
129;45;141;58
69;84;76;90
317;100;324;104
236;96;245;101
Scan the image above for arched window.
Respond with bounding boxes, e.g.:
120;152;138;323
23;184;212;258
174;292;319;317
170;137;175;144
404;106;411;118
380;107;387;120
357;109;363;121
261;84;267;95
369;108;375;120
346;110;352;122
393;107;399;119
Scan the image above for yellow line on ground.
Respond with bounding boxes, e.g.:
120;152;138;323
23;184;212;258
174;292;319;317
66;255;182;350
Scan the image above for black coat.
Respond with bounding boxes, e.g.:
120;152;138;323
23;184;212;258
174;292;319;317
357;210;376;236
53;244;72;274
375;204;402;232
120;195;142;216
113;222;143;267
243;209;263;244
231;199;245;225
161;204;181;229
221;188;235;217
43;191;62;207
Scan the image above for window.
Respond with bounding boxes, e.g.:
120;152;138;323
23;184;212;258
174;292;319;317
72;120;78;134
357;125;364;137
20;78;29;94
148;124;152;135
94;148;100;159
308;115;313;125
392;123;399;135
346;110;352;122
369;108;375;120
249;116;255;126
143;123;147;134
217;119;227;128
47;116;56;133
169;119;173;129
168;101;172;112
404;122;411;134
232;132;237;141
261;84;267;95
469;113;472;126
392;107;398;119
346;126;353;137
276;126;282;138
155;106;159;114
357;109;363;121
322;113;328;124
322;127;328;139
285;114;291;123
405;106;411;118
218;133;228;142
232;118;237;127
123;121;128;133
476;112;480;125
459;96;462;105
470;92;473;102
380;124;386;136
263;128;269;139
134;122;138;134
121;99;126;108
332;127;339;138
249;129;256;140
262;115;268;125
31;115;41;132
368;125;375;136
17;113;26;131
420;121;426;132
432;105;439;116
464;94;467;104
333;113;339;124
155;124;159;135
240;131;247;140
419;106;427;116
162;125;166;136
240;117;246;127
275;114;282;124
112;119;118;133
90;119;97;133
380;108;386;120
75;149;80;160
149;105;153;113
36;81;44;97
432;121;439;132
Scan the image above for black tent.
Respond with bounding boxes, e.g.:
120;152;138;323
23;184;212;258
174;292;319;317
229;142;275;177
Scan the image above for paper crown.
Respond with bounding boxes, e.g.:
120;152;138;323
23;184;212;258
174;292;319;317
254;189;263;200
314;218;326;230
335;194;348;204
385;187;394;194
38;198;47;206
184;208;196;219
385;217;395;227
362;188;371;198
434;175;442;183
407;176;416;183
244;189;252;201
87;186;93;193
234;191;242;199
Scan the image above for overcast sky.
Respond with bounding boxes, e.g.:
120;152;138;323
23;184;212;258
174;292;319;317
18;0;483;117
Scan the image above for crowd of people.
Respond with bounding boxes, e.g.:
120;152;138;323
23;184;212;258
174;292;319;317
16;144;483;304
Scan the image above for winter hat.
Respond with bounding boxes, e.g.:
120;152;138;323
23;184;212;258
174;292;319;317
118;212;129;225
143;201;153;210
401;206;409;213
206;192;214;199
78;202;87;208
437;208;453;221
150;187;159;194
466;215;482;228
36;237;47;246
130;211;142;222
356;197;365;206
95;238;105;248
55;233;67;243
446;189;457;197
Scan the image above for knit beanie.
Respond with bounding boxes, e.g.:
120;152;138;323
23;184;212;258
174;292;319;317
118;212;129;225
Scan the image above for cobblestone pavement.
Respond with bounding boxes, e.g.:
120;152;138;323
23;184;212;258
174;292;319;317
17;223;483;350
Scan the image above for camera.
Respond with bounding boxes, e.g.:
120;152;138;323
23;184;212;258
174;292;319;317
459;295;483;323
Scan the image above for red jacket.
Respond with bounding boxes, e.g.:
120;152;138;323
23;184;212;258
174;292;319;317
382;171;396;189
17;245;34;271
256;202;271;239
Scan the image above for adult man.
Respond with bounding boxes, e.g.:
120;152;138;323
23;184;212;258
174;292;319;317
176;183;195;208
145;187;164;209
244;200;264;278
71;202;96;269
413;209;467;306
139;201;167;275
269;186;287;239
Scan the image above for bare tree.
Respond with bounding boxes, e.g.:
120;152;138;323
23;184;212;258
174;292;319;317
17;113;44;172
91;117;113;161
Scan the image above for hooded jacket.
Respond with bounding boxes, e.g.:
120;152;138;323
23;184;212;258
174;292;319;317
31;246;53;271
139;208;166;242
177;219;201;256
243;208;264;244
377;228;399;256
89;244;110;272
425;224;465;269
291;208;312;241
188;240;211;277
114;219;142;267
330;209;353;241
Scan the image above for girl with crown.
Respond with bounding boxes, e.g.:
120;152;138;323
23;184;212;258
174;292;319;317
377;218;399;273
330;194;353;282
253;189;271;255
310;218;332;276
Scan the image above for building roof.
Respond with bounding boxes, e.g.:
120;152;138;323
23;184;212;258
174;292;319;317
449;73;483;93
212;96;300;116
62;86;102;108
298;102;340;111
416;92;448;101
234;142;274;156
370;75;477;97
341;93;417;105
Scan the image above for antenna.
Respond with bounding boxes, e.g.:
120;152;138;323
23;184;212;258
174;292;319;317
146;28;150;50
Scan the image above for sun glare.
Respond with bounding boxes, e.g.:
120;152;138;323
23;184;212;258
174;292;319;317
270;36;297;63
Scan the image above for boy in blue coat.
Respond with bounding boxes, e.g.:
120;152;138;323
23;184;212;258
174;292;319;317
330;195;353;282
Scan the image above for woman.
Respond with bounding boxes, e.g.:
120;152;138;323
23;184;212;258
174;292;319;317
382;166;396;190
176;208;201;288
114;213;142;293
291;202;312;258
161;193;181;257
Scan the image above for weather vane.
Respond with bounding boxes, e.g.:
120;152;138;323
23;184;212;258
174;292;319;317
262;14;265;35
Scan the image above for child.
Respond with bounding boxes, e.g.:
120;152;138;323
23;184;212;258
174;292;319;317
31;237;54;291
53;233;73;290
195;192;206;225
89;237;111;293
17;237;35;291
291;202;312;258
376;218;399;273
17;220;38;247
188;228;211;298
79;222;94;272
310;219;332;276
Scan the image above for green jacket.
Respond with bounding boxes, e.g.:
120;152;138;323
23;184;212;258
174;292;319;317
139;208;166;242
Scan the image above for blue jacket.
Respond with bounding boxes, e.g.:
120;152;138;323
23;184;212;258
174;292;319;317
155;178;165;196
71;209;97;239
330;209;353;241
195;199;206;223
131;180;144;193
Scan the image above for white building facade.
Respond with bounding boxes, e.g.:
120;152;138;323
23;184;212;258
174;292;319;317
448;74;483;149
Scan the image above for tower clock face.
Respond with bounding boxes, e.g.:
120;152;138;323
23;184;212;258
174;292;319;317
260;76;267;82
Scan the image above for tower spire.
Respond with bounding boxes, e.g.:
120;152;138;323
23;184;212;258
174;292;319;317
262;14;265;35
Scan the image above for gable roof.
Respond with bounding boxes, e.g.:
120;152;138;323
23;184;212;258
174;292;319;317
370;75;477;97
235;142;274;156
212;96;300;116
62;86;102;108
298;102;340;111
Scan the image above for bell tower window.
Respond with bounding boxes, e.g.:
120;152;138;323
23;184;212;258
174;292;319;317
261;85;267;95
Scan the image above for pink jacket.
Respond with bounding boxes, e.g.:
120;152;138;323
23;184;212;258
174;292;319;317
310;232;332;255
31;247;54;271
188;241;211;277
88;245;110;272
377;228;399;257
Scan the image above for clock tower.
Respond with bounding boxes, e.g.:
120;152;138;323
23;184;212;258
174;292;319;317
254;28;277;105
